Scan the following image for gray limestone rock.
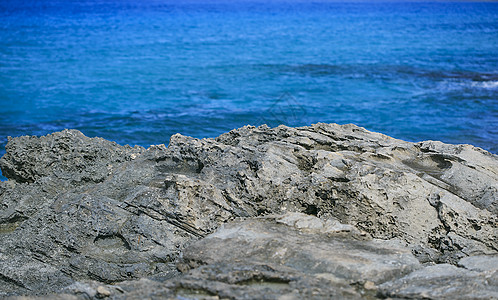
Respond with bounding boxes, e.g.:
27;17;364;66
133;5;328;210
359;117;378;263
0;123;497;299
458;254;498;272
172;213;420;299
378;263;498;299
0;129;143;184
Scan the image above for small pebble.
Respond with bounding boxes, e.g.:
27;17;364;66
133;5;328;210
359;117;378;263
364;281;376;290
97;285;111;298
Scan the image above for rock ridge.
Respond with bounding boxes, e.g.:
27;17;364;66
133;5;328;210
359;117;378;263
0;123;496;299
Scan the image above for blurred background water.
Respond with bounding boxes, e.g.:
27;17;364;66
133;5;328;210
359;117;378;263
1;0;497;180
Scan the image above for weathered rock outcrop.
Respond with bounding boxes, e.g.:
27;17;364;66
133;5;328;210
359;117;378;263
0;123;497;299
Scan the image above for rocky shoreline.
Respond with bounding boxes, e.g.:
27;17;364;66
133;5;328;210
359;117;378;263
0;123;497;299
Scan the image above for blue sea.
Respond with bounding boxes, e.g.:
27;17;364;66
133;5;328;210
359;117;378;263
1;0;497;180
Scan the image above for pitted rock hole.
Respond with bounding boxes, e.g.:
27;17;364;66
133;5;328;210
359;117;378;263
0;215;27;234
94;234;131;251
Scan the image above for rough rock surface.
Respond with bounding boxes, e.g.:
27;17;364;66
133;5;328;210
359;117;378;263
0;123;497;299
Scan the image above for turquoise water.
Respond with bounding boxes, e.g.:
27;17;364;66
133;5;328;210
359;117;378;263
1;1;497;179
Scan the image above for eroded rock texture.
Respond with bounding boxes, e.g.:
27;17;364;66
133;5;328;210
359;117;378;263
0;124;497;299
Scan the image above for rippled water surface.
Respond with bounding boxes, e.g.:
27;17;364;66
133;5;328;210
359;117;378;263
1;1;497;179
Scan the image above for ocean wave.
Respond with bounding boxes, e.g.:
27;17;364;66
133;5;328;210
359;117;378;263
433;79;498;93
258;63;498;84
471;81;498;90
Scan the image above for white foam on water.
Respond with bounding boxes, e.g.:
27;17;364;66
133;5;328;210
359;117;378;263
435;80;498;92
471;81;498;90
